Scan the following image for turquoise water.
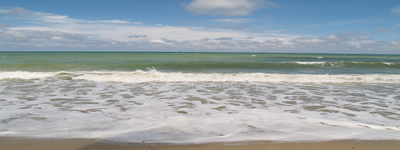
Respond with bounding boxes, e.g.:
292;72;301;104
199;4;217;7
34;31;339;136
0;52;399;143
1;52;399;74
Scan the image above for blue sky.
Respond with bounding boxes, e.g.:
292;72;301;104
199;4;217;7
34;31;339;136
0;0;399;54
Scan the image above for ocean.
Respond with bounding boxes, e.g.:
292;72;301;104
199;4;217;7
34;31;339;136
0;52;399;144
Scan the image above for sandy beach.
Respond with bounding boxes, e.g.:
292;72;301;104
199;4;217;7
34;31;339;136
1;137;400;150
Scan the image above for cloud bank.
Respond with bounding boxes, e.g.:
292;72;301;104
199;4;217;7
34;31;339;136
0;7;399;54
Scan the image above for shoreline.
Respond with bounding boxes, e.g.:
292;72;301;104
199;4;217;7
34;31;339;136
1;137;400;150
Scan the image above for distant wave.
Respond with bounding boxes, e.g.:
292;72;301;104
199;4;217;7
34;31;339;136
289;61;400;66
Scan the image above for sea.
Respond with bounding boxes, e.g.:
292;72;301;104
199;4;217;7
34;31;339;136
0;52;399;144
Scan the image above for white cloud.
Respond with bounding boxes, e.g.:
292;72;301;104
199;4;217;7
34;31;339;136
356;35;373;41
185;0;275;16
45;15;68;19
392;6;400;15
0;7;76;24
215;37;233;40
0;7;35;17
294;37;325;43
100;19;130;24
3;27;399;53
1;7;399;54
213;18;250;24
127;34;148;38
390;39;400;47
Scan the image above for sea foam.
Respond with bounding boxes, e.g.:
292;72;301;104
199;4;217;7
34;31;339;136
0;70;399;143
1;70;400;83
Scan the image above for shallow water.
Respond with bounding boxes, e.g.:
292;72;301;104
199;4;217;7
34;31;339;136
0;52;399;143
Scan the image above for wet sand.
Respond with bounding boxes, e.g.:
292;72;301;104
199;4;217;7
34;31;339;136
1;137;400;150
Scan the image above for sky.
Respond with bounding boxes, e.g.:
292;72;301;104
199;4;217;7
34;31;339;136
0;0;399;54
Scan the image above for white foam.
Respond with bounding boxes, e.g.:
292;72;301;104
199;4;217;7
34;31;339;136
0;76;399;143
1;70;399;84
293;61;327;65
0;71;59;80
73;70;400;84
384;62;395;65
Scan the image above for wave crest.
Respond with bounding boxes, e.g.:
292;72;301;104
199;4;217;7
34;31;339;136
1;70;399;83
